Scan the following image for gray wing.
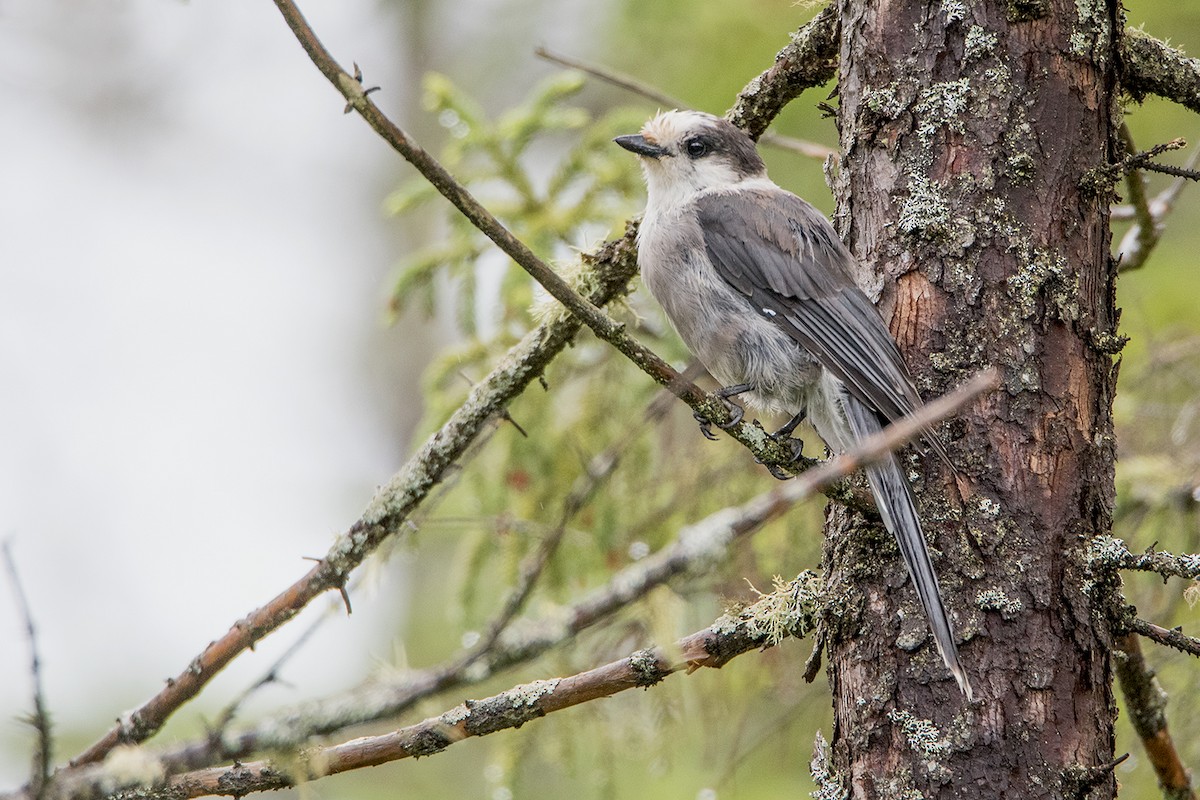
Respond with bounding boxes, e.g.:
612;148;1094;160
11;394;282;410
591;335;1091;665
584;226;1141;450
695;187;950;462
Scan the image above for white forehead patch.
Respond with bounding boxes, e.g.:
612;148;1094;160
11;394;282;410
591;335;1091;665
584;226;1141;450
641;109;721;146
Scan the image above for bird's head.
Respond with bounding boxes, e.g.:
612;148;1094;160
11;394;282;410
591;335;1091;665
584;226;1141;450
614;110;766;203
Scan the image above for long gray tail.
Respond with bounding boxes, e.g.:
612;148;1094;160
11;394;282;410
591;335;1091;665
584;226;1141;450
842;393;974;700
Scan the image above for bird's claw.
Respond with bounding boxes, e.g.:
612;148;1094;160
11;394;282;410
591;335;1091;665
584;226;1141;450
759;459;794;481
755;420;805;480
693;394;745;441
694;410;720;441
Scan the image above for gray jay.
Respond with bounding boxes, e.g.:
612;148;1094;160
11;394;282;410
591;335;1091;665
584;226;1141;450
615;110;972;699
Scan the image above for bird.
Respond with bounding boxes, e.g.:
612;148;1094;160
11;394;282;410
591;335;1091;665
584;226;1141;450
614;109;973;700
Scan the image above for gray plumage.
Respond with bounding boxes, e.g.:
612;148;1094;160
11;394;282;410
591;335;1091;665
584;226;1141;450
615;110;972;700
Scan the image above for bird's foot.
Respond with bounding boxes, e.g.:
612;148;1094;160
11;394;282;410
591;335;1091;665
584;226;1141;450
754;412;807;480
693;383;752;441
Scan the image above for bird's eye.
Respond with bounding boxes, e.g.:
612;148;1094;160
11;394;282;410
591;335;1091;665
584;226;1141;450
684;138;708;158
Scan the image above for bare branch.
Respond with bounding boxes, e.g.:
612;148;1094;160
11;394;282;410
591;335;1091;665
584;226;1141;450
132;574;824;800
1122;30;1200;115
533;46;834;160
1129;617;1200;658
201;612;331;752
534;45;687;109
1113;633;1198;800
2;541;52;800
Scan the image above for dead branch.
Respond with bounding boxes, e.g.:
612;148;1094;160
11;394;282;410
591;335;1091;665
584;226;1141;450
116;574;823;800
2;541;52;800
1113;633;1197;800
1129;617;1200;658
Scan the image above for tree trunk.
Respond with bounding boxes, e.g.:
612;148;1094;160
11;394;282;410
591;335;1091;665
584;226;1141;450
824;1;1122;796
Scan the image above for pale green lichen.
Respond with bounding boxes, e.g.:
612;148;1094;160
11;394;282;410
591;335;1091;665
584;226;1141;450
441;703;471;725
943;0;968;23
714;572;822;645
1071;0;1112;64
506;678;560;707
888;709;951;763
914;79;971;143
743;573;822;645
810;731;849;800
964;26;998;62
1006;248;1079;321
977;588;1024;618
898;173;954;241
863;82;906;119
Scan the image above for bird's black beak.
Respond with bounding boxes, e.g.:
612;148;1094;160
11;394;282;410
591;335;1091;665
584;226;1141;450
614;134;666;159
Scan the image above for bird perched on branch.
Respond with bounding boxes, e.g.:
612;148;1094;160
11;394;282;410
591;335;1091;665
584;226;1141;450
615;110;972;700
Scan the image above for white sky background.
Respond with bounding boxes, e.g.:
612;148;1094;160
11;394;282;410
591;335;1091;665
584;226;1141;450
0;0;605;784
0;0;410;781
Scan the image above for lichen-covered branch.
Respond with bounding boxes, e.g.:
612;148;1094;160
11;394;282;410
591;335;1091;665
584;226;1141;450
1121;30;1200;115
139;369;996;777
1088;535;1200;581
726;4;839;140
88;575;823;800
1113;633;1198;800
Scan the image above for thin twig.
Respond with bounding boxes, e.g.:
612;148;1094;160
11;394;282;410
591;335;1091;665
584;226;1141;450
144;574;824;800
1113;633;1198;800
1117;124;1160;272
533;46;834;160
1128;616;1200;658
534;45;686;109
200;612;331;756
2;541;52;800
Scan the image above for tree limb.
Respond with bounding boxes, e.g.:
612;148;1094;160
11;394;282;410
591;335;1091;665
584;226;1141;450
1088;535;1200;582
113;574;824;800
1129;617;1200;658
725;4;840;140
1113;633;1198;800
1122;30;1200;115
131;368;998;781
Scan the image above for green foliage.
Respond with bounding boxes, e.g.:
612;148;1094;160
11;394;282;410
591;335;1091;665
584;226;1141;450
385;71;647;338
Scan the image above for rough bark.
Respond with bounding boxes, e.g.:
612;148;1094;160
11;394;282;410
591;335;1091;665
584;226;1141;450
824;1;1121;797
